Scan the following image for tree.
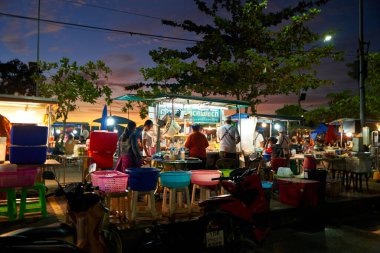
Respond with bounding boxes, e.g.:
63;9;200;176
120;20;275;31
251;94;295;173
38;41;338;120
275;104;305;117
34;58;112;142
0;59;38;96
126;0;341;113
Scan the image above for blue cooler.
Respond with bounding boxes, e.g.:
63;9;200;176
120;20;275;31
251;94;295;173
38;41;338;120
9;125;48;164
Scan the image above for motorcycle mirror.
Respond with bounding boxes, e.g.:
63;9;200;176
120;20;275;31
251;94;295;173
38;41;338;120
42;170;56;180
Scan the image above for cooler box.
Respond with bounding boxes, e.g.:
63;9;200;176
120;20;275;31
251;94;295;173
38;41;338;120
9;146;47;164
90;152;114;169
88;131;118;169
89;131;118;152
277;178;319;207
10;125;48;146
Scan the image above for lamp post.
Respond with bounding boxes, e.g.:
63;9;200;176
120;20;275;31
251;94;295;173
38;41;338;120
358;0;366;129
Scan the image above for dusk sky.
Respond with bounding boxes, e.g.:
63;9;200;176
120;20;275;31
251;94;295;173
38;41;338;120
1;0;379;123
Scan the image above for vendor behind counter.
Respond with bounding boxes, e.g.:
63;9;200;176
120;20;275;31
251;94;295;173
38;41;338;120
185;124;209;170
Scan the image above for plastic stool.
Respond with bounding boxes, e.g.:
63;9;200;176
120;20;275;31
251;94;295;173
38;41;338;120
103;190;130;223
19;183;48;219
191;184;218;212
0;188;17;221
130;190;157;222
162;187;191;218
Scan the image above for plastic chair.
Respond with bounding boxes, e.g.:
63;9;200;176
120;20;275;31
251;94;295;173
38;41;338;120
19;183;48;219
0;188;17;221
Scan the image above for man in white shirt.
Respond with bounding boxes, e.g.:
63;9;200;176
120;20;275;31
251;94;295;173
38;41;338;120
253;129;264;151
217;116;241;167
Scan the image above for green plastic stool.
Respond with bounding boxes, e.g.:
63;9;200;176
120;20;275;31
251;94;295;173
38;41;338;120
19;183;48;219
0;188;17;221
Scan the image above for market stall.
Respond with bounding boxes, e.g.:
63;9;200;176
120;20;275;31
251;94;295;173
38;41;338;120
114;94;250;169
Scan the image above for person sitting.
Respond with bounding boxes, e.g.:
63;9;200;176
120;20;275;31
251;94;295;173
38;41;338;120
64;134;77;155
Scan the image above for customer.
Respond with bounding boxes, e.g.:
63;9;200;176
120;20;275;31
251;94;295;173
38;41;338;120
277;128;291;158
185;124;209;170
64;134;77;155
217;116;241;167
253;128;265;151
115;121;143;172
142;119;156;157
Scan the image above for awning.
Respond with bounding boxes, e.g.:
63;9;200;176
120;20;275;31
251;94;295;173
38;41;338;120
114;93;250;108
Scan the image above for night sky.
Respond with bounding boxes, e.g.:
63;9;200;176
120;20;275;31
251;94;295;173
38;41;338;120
1;0;379;123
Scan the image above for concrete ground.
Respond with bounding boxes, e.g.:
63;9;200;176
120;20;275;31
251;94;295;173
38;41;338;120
2;163;380;252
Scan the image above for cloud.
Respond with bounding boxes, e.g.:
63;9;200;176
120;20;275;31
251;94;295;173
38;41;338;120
0;20;29;54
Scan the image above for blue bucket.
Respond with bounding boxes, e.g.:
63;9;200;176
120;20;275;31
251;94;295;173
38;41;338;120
125;167;160;191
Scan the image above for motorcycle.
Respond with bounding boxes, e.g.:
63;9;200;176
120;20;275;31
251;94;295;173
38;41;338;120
199;168;270;253
0;171;110;253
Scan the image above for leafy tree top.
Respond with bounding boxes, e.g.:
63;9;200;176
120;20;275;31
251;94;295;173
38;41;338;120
126;0;342;114
34;57;112;124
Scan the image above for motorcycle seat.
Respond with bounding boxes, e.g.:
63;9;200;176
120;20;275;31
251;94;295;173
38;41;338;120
0;222;74;239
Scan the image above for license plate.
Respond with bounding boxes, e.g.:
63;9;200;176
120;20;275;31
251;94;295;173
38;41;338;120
206;230;224;248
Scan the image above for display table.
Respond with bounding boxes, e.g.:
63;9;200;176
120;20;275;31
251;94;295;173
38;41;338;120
153;158;202;171
345;157;371;191
58;155;91;183
277;178;320;207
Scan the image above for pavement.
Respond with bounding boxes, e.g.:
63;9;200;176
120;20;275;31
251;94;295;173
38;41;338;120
2;164;380;251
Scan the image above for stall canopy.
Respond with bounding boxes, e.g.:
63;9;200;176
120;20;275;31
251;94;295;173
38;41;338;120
114;94;250;109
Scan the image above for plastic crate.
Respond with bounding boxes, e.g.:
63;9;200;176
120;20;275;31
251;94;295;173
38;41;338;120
0;168;39;188
11;125;48;146
91;170;129;193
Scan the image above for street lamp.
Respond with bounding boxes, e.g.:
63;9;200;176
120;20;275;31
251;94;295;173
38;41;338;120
324;34;332;42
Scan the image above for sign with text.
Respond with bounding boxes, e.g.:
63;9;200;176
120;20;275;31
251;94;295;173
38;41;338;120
155;106;221;123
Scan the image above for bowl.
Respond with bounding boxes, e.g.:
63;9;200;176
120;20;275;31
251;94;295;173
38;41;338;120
125;167;160;191
160;171;191;188
191;170;222;186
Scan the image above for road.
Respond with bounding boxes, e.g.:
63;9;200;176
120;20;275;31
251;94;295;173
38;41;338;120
257;212;380;253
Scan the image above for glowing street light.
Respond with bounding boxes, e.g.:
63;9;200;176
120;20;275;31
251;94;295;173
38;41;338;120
106;117;115;126
324;34;332;42
261;122;267;128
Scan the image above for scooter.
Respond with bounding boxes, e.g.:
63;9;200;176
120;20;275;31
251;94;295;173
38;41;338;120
199;168;270;253
0;171;109;253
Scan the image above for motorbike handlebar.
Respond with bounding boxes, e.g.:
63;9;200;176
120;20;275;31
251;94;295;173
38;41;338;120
211;176;231;181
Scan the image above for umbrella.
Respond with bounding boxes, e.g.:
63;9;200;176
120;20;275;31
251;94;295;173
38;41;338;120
93;115;133;125
100;105;108;130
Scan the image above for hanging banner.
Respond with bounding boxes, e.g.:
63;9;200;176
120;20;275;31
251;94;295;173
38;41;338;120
154;106;221;123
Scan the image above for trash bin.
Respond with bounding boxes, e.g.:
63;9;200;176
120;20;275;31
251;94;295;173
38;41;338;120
261;181;273;211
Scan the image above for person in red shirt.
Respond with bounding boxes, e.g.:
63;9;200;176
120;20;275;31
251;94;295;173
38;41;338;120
185;124;209;170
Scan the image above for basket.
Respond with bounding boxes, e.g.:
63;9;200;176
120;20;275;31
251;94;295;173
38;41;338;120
0;167;39;188
91;170;129;193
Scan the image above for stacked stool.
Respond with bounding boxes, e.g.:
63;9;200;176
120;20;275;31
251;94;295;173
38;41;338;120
190;170;221;212
19;182;48;219
0;188;17;221
126;168;160;223
160;171;192;218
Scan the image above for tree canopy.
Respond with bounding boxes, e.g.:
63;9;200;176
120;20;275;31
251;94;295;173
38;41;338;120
34;57;112;138
126;0;341;114
0;59;38;96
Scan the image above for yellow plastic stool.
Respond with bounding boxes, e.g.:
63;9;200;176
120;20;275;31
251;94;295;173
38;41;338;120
0;188;17;221
19;183;47;219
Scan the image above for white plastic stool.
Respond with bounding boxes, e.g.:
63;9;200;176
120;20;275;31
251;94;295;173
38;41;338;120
190;184;218;212
130;190;157;222
162;187;191;218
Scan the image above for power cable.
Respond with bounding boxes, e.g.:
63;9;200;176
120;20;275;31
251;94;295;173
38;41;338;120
0;11;200;43
59;0;166;21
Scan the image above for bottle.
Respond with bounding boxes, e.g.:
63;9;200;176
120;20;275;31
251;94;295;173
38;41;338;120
180;147;186;160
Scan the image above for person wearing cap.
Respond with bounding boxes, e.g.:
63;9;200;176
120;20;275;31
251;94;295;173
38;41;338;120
217;116;241;166
185;124;209;170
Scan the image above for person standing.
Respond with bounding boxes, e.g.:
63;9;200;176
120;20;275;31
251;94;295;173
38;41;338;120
217;116;241;167
277;128;291;158
142;119;156;157
185;124;209;170
253;128;265;151
115;121;143;172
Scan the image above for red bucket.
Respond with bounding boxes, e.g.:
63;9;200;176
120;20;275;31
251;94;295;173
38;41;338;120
303;156;317;170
